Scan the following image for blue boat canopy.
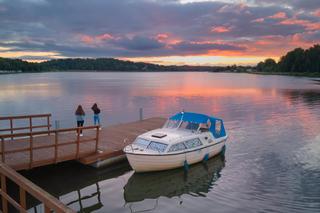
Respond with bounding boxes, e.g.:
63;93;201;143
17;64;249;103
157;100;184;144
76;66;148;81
169;112;227;138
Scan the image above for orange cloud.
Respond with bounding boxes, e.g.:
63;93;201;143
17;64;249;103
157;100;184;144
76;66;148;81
251;18;264;23
279;18;320;31
313;9;320;17
96;33;114;41
79;33;114;44
268;12;287;19
240;32;318;57
154;33;182;47
156;33;169;42
80;35;94;44
211;26;231;33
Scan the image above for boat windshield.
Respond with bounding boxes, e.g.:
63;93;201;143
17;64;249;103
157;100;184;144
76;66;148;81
179;121;199;131
133;138;150;148
163;119;180;129
164;119;199;131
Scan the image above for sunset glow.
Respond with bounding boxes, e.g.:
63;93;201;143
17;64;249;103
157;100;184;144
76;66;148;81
0;0;319;65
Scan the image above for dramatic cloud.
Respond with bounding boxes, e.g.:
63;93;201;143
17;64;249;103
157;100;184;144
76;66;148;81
0;0;319;65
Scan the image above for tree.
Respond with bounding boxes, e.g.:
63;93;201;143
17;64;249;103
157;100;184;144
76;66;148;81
257;44;320;73
256;58;277;72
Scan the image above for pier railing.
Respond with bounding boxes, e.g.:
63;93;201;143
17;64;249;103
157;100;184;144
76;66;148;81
0;126;100;170
0;114;52;139
0;162;75;213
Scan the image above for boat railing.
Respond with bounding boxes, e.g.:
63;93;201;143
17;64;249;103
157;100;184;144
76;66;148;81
123;138;134;152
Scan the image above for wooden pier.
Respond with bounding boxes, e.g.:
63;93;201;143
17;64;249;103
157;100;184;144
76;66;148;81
0;113;166;212
0;114;166;171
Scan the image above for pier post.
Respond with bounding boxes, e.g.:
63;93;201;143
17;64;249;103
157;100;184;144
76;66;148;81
139;108;143;121
54;120;60;129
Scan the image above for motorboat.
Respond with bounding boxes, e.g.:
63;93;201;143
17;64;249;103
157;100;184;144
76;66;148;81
124;154;225;203
123;112;228;172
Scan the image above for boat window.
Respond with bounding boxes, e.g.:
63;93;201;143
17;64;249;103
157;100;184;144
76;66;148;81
164;119;180;129
184;138;203;149
215;120;222;135
168;142;186;152
199;123;209;132
199;119;211;132
147;141;168;153
179;121;199;131
133;138;150;148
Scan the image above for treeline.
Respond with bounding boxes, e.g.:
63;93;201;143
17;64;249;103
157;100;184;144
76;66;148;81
2;44;319;74
257;44;320;73
0;58;41;72
0;57;218;72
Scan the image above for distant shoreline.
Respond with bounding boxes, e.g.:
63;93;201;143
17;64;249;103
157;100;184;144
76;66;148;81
222;71;320;77
1;70;320;77
0;70;211;74
245;71;320;77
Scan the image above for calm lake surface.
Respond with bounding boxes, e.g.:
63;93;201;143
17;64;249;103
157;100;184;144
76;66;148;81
1;72;320;213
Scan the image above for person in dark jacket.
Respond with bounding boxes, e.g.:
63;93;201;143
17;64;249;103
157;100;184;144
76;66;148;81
75;105;85;136
91;103;101;127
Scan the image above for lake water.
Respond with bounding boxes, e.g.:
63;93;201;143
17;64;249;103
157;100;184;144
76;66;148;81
1;72;320;213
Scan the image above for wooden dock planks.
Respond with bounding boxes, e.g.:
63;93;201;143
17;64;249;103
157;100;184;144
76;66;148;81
0;117;166;170
78;117;166;165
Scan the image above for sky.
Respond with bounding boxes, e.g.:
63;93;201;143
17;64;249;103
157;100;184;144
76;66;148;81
0;0;319;65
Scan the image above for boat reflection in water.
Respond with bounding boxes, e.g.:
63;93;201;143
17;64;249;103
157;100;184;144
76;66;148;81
124;154;225;209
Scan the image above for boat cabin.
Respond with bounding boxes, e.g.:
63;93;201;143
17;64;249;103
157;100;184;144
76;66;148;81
131;112;227;154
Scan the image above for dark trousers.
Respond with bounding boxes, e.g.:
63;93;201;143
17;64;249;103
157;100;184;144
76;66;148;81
77;120;84;133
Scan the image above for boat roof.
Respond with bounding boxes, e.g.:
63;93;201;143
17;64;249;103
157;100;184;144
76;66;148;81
169;112;227;138
169;112;223;124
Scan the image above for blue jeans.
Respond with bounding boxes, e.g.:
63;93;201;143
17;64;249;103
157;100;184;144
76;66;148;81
77;120;84;133
94;114;100;125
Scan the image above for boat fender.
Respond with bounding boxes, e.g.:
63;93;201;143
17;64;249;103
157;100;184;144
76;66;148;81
203;153;209;162
184;160;189;171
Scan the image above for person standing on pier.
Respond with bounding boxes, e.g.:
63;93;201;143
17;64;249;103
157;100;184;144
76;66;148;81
91;103;101;128
75;105;85;136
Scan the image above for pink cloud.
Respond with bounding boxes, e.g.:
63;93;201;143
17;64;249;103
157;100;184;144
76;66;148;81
252;12;286;23
211;26;231;33
268;12;287;19
80;35;94;44
239;32;319;57
251;18;264;23
313;9;320;17
96;33;113;41
279;18;320;31
154;33;182;47
156;33;169;42
79;33;114;44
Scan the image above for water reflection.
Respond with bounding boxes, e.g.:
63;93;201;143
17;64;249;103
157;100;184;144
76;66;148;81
124;154;225;204
282;89;320;106
21;161;132;212
1;73;320;213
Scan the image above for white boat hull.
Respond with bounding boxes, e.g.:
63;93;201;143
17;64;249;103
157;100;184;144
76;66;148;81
126;139;226;172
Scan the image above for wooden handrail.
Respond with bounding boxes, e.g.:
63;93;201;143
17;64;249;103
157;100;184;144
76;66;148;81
0;124;52;132
0;114;52;120
0;114;52;140
0;162;75;213
0;125;100;168
0;125;98;139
